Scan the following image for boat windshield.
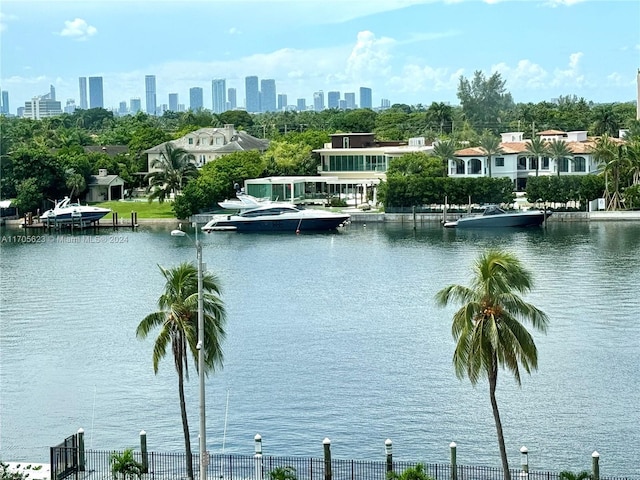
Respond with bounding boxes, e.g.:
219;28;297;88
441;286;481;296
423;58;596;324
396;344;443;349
482;205;506;216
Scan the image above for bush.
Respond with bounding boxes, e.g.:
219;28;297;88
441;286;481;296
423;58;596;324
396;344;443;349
387;463;434;480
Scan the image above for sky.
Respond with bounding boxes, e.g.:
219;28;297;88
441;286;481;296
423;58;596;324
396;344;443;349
1;0;639;114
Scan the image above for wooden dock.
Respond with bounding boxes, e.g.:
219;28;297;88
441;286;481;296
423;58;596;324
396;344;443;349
20;211;139;232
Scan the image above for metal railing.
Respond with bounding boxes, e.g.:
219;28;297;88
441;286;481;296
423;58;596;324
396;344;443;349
79;451;638;480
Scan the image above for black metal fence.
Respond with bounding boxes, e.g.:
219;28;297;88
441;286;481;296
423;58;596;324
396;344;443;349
79;451;638;480
50;434;78;480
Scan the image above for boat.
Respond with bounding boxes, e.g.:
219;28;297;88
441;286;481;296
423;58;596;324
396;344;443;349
40;197;111;224
202;198;350;233
443;205;551;228
218;193;271;210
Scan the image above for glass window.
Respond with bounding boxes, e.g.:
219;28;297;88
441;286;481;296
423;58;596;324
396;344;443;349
542;157;549;170
574;157;586;172
495;157;505;167
188;138;193;145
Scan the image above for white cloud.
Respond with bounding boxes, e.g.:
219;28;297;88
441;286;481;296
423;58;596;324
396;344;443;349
345;31;395;83
542;0;588;7
59;18;97;40
228;27;241;35
551;52;586;87
492;59;549;90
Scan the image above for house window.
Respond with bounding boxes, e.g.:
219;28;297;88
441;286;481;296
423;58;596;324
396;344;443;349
517;157;527;170
574;156;586;172
529;157;538;170
469;158;481;174
342;137;350;148
542;157;549;170
495;157;505;167
456;159;465;175
559;158;570;172
188;137;193;145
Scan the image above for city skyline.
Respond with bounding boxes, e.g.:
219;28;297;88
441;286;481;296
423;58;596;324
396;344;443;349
1;0;639;114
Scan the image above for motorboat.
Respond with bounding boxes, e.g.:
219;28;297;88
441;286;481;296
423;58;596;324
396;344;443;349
218;193;271;210
202;201;350;233
40;197;111;224
443;205;551;229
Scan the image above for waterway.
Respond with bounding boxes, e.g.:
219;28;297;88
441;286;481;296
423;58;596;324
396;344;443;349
0;222;638;476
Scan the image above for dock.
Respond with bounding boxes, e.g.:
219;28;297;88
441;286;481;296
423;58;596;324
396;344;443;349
19;211;139;232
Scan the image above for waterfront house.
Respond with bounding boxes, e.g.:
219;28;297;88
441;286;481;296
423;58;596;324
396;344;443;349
448;129;623;190
145;124;269;172
86;169;125;202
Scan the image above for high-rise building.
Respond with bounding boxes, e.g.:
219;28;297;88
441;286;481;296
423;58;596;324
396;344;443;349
23;95;62;119
130;98;142;113
313;91;324;112
260;79;276;112
145;75;157;115
189;87;203;110
245;76;260;113
64;99;76;114
78;77;88;109
212;79;227;113
327;91;340;109
344;92;356;109
1;90;9;115
168;93;179;112
88;76;104;109
380;98;390;110
48;85;56;101
359;87;372;109
339;99;347;110
277;94;287;111
118;101;127;116
296;98;306;111
227;88;237;110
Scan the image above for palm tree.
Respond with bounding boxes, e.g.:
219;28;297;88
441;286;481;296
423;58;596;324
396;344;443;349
432;138;458;176
547;139;573;177
435;249;549;480
65;168;86;200
144;142;198;203
523;136;549;178
558;471;591;480
590;134;626;210
479;132;504;178
137;262;226;480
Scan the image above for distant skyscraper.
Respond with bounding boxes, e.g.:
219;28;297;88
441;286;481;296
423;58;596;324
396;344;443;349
145;75;157;115
1;90;9;115
344;92;356;109
78;77;88;109
313;91;324;112
130;98;141;113
189;87;203;110
296;98;306;111
260;79;276;112
64;99;76;114
118;101;127;116
327;91;340;109
277;94;287;111
212;79;226;113
380;98;390;110
48;85;56;101
245;76;260;113
359;87;372;109
339;99;347;110
168;93;179;112
88;76;104;109
227;88;237;110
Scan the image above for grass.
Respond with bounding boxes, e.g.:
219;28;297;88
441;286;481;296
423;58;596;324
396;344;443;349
94;199;177;219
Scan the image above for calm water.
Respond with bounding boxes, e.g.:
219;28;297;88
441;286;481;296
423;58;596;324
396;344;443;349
1;222;639;476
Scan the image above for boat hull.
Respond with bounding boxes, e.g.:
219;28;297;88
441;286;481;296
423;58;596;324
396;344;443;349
445;210;551;228
203;214;350;233
40;211;110;223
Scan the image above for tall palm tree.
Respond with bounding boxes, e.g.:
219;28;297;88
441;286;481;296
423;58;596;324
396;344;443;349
590;134;626;210
547;139;573;177
144;142;198;203
479;132;504;178
137;262;226;480
435;250;549;480
523;136;549;177
432;138;458;176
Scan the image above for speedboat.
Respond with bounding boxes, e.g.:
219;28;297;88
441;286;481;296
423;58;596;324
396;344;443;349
40;197;111;224
202;201;350;233
218;193;270;210
443;205;551;229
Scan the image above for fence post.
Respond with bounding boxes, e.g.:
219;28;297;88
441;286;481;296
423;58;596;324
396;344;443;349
77;428;85;472
323;438;332;480
592;451;600;480
520;446;529;475
140;430;148;474
254;434;263;480
385;439;393;474
449;442;457;480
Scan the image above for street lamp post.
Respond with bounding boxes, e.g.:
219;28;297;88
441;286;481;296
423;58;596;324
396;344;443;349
171;223;207;480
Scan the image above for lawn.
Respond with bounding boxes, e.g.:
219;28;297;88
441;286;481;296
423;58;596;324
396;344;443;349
94;200;176;219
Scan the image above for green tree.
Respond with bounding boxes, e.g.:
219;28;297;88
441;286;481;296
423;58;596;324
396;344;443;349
144;142;199;203
269;466;297;480
523;136;549;177
558;470;591;480
457;71;514;132
110;449;144;480
591;104;620;137
547;139;573;177
137;262;226;480
65;169;87;199
435;249;548;480
478;132;504;178
426;102;454;134
432;139;458;176
263;140;318;176
387;463;434;480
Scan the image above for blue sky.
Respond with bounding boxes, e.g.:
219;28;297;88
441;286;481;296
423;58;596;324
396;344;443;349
1;0;639;114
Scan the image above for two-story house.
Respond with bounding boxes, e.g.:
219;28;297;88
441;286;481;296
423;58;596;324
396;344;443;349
449;129;614;190
145;124;269;172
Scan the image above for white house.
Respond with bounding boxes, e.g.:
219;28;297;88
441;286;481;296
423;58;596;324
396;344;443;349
449;129;620;190
87;169;125;202
145;124;269;172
